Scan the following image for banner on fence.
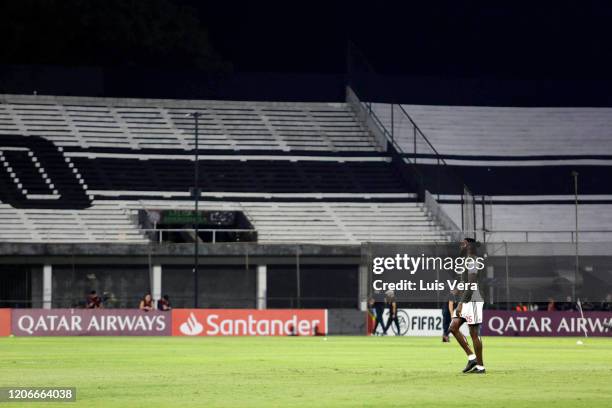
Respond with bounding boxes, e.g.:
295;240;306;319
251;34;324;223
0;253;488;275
481;311;612;337
368;308;469;337
11;309;172;336
172;309;327;336
0;309;10;336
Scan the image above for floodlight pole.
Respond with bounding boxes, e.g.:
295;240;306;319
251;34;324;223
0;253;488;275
572;171;579;301
192;112;201;308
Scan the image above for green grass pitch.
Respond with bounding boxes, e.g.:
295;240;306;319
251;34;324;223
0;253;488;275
0;336;611;407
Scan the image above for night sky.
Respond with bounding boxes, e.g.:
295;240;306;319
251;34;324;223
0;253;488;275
2;1;612;102
197;1;612;79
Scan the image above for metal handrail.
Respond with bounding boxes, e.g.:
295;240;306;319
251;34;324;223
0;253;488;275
438;229;612;243
141;228;256;244
438;229;612;234
346;41;474;197
396;104;447;165
141;228;255;232
365;100;470;192
359;95;479;238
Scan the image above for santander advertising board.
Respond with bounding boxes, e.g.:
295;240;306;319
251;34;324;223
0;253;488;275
172;309;327;336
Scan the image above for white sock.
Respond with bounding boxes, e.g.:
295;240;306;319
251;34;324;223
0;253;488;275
468;354;476;361
476;365;484;370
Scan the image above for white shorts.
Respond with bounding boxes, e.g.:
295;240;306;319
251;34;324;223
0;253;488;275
454;301;484;325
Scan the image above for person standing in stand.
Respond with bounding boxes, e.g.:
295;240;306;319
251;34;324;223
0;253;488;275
86;290;102;309
157;294;172;311
139;293;154;312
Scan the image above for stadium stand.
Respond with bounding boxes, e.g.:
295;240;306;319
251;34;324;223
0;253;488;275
368;102;612;241
0;94;450;244
5;92;612;244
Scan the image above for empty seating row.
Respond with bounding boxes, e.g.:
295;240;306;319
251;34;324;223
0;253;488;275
69;156;410;196
127;200;449;244
439;202;612;242
0;95;381;152
0;202;148;243
0;199;448;244
370;102;612;157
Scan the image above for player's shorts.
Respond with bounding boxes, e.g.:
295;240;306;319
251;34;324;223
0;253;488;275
454;301;484;325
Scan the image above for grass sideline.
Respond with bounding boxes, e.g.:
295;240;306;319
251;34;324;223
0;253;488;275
0;336;611;407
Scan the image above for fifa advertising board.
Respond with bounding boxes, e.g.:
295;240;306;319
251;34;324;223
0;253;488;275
369;308;469;337
369;309;612;337
172;309;327;336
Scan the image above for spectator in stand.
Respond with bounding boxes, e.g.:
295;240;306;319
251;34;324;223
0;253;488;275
514;303;528;312
580;298;595;311
547;298;556;311
86;290;102;309
558;296;577;311
139;293;154;312
157;294;172;311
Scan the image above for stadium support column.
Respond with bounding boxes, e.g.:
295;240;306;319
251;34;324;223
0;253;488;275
42;265;52;309
151;265;162;304
358;263;368;311
191;111;201;309
572;171;579;301
257;265;267;309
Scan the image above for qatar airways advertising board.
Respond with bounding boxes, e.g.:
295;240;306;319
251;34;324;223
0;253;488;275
481;311;612;337
11;309;171;336
172;309;328;336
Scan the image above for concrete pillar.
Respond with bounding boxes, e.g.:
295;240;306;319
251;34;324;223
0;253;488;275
358;263;369;311
256;265;267;310
42;264;52;309
150;265;162;303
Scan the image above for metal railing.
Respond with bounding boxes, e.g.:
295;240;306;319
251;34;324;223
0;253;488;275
6;228;609;245
438;229;612;243
139;228;612;244
349;90;479;241
362;100;474;196
141;228;256;244
1;296;359;309
346;42;478;237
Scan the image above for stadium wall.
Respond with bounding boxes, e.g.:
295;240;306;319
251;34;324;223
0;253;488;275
2;242;612;311
0;243;362;310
